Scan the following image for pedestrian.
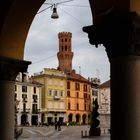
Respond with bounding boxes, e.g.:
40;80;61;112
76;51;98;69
55;121;57;130
57;121;61;131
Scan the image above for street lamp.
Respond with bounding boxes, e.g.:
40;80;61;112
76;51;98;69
51;4;59;19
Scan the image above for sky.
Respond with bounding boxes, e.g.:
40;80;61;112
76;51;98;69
24;0;110;83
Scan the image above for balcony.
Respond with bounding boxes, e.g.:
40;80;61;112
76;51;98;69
32;109;41;114
54;95;60;100
21;109;30;113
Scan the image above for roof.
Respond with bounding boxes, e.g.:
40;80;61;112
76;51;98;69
66;72;90;83
99;80;110;88
15;79;43;86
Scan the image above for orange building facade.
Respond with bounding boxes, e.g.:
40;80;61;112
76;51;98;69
66;72;91;125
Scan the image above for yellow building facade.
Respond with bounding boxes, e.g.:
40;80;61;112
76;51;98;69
33;68;67;124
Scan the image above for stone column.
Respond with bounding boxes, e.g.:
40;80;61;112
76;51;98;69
83;12;140;140
0;56;31;140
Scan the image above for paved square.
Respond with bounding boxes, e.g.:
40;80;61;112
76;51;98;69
18;126;110;140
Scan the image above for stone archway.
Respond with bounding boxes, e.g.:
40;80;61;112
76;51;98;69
68;113;73;122
0;0;46;60
82;114;87;125
1;1;140;140
32;115;38;126
76;114;80;124
21;114;28;126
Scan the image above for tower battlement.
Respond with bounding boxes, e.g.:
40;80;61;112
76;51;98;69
58;32;72;38
57;31;73;73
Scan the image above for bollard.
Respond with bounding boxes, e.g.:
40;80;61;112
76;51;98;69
85;130;87;137
81;130;83;138
89;130;90;137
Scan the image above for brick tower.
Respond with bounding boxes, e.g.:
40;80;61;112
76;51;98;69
57;32;73;73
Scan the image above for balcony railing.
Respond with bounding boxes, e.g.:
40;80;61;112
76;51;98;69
21;109;30;113
32;109;41;114
54;95;60;99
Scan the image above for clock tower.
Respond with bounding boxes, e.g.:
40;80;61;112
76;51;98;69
57;32;73;73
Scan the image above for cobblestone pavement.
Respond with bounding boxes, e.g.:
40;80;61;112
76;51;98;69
17;126;110;140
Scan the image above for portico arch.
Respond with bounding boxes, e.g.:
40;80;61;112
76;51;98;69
0;0;140;140
68;113;73;122
76;114;80;123
0;0;45;59
82;114;87;125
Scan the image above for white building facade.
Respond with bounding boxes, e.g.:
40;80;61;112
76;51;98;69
98;80;110;132
15;72;42;126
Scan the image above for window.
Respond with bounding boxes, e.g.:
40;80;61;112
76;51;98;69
60;102;64;109
48;101;52;108
84;104;86;110
22;86;27;92
65;38;67;42
33;95;37;103
77;103;79;110
84;84;87;92
33;87;36;93
54;90;57;96
84;93;87;99
32;104;37;113
23;103;26;112
68;102;71;110
54;101;58;108
61;39;63;42
22;94;27;102
15;85;17;91
15;93;17;99
65;45;67;51
67;91;70;97
62;46;64;51
92;90;98;96
22;94;27;99
76;92;79;98
60;91;63;97
49;90;52;96
75;82;80;91
67;81;70;89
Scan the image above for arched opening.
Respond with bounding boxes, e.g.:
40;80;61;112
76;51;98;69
1;1;140;140
21;114;28;126
68;113;73;122
82;114;87;125
31;115;38;125
0;0;109;139
76;114;80;123
48;117;53;125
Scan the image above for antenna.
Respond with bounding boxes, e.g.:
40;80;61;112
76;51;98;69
79;66;81;75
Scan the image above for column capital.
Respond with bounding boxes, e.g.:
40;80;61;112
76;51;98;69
83;12;140;60
0;56;31;81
